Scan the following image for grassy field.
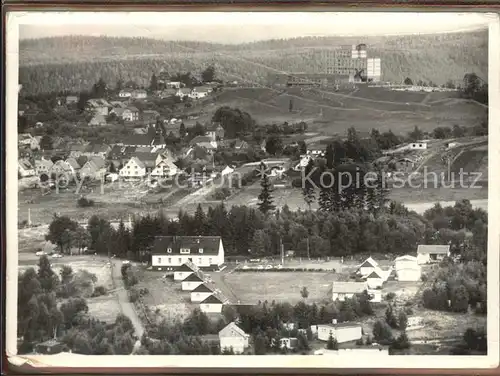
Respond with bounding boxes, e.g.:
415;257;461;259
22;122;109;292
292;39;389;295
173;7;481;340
135;269;195;322
223;271;336;304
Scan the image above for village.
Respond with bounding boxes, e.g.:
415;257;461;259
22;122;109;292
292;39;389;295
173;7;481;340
16;38;488;358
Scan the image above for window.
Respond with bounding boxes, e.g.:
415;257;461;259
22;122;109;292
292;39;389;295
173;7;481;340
198;258;202;264
419;144;423;147
199;248;203;254
167;248;172;253
178;258;182;263
157;257;161;264
180;248;190;254
168;258;171;263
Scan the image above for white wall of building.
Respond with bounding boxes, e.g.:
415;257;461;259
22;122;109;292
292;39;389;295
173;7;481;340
220;337;248;354
174;271;193;281
396;267;422;282
332;292;356;301
200;303;223;313
191;291;213;303
181;280;204;291
317;325;362;343
120;158;146;178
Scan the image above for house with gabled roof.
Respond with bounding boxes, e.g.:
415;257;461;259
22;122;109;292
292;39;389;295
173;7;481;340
366;269;385;289
152;236;225;271
82;144;111;159
66;158;81;172
119;156;146;179
173;261;199;280
219;322;250;354
181;272;205;291
357;256;379;277
191;283;214;303
50;159;76;178
331;282;367;301
123;107;140;122
151;158;178;178
80;156;106;180
416;244;450;265
18;159;35;177
35;158;53;176
394;255;421;281
132;152;157;172
200;294;224;313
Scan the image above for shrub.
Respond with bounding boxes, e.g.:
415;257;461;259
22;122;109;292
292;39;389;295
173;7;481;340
385;292;396;301
92;285;107;297
129;288;140;303
212;187;231;201
77;197;95;207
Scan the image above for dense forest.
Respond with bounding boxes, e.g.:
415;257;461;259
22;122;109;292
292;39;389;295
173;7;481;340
19;31;488;95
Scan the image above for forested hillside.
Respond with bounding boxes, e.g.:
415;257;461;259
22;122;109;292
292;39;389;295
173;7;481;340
19;30;488;95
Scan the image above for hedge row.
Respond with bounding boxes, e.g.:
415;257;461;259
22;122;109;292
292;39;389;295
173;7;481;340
235;268;336;273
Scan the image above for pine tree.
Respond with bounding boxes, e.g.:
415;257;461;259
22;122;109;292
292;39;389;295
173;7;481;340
194;204;208;235
149;73;158;92
326;333;338;350
257;173;275;215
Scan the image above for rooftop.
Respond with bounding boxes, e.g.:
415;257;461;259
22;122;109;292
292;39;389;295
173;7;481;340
417;244;450;255
153;236;221;256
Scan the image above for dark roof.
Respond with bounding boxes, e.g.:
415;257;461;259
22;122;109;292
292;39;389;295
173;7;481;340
366;271;382;279
152;236;221;255
177;263;197;272
123;134;156;146
85;143;110;154
200;294;224;304
192;284;214;293
107;145;124;159
183;273;203;282
132;152;158;168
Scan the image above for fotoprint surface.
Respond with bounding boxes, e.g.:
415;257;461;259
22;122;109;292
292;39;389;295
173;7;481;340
6;11;500;369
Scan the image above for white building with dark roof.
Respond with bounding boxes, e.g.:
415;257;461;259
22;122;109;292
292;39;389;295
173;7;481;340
200;293;224;313
191;283;215;303
394;255;421;281
152;236;225;270
181;273;205;291
416;244;450;265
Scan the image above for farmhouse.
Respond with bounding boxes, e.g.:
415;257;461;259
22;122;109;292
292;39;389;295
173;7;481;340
416;244;450;265
394;255;421;281
151;236;225;270
331;282;367;301
317;321;363;343
200;294;225;313
191;283;214;303
219;322;250;354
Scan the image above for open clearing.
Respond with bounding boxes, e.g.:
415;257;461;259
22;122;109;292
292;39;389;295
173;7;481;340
136;270;194;322
224;272;336;304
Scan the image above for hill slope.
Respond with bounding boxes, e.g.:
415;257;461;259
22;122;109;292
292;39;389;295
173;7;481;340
19;31;488;95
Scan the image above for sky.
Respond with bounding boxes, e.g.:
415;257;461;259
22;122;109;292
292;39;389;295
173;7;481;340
16;12;493;43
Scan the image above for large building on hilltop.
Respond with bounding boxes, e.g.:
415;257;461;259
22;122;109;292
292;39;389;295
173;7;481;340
269;44;381;88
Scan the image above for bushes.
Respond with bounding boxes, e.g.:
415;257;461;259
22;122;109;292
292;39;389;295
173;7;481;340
91;285;107;297
77;197;95;207
236;267;335;273
211;187;231;201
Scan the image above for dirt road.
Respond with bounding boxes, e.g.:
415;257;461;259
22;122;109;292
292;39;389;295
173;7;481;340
111;261;145;339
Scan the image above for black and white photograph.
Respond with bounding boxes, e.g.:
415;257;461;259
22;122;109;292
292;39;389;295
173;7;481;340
5;11;500;370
